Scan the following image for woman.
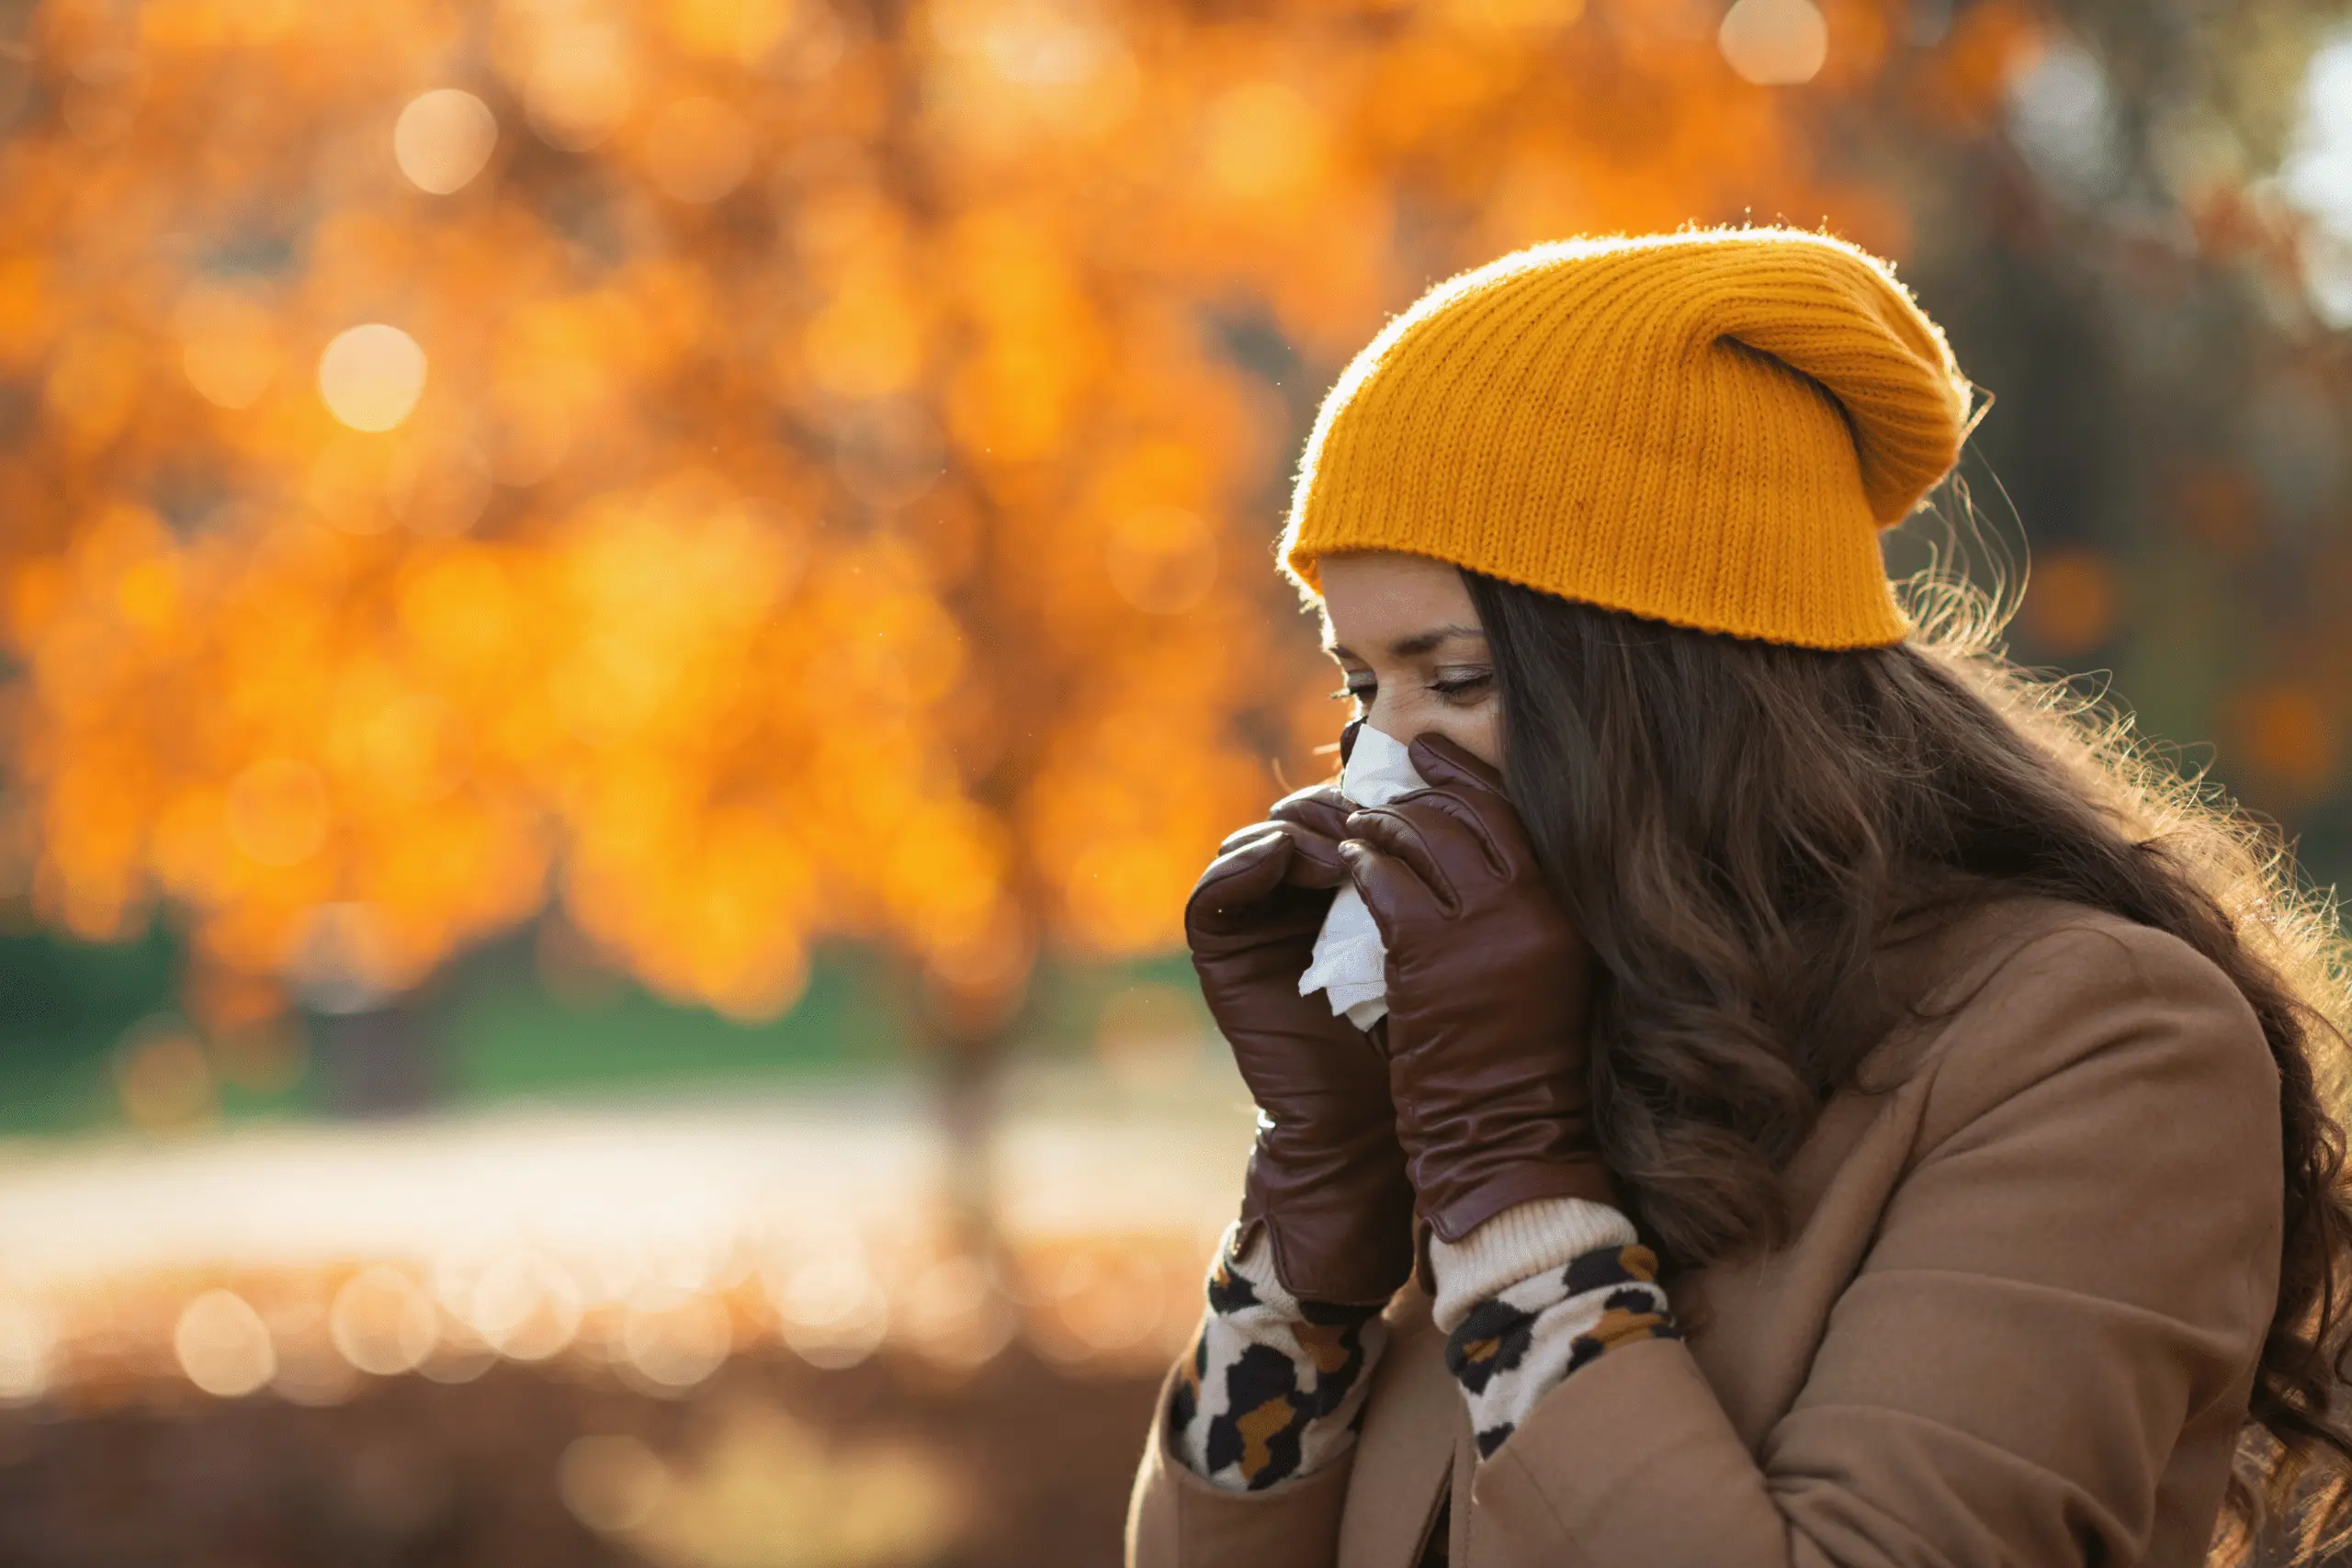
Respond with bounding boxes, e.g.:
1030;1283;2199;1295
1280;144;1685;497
1124;229;2352;1567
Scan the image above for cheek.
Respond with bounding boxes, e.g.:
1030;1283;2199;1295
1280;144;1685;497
1448;707;1503;770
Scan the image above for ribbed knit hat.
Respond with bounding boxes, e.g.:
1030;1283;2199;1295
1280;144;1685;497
1281;228;1973;649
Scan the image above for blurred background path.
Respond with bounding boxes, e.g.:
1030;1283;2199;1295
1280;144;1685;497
0;1058;1252;1567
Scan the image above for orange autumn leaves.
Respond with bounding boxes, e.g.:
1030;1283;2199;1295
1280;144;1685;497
12;479;988;1024
0;0;2039;1029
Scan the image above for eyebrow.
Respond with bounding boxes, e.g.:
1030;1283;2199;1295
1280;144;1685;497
1324;623;1489;660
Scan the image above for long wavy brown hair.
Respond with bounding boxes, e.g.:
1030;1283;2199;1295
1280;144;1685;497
1458;566;2352;1563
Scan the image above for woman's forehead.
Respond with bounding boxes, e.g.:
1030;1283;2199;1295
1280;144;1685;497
1316;552;1484;654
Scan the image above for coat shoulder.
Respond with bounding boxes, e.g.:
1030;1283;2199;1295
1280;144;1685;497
1895;897;2278;1146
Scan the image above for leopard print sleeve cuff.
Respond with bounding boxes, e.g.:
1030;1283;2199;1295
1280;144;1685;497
1168;1222;1389;1492
1430;1198;1680;1461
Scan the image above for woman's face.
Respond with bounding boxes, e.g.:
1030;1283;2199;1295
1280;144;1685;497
1316;550;1501;767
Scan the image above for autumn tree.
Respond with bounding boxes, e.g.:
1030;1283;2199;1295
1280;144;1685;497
4;0;2346;1143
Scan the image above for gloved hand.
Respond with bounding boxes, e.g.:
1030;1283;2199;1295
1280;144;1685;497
1339;734;1616;1246
1186;746;1417;1307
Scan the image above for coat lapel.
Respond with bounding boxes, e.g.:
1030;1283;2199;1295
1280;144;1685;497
1339;1285;1466;1568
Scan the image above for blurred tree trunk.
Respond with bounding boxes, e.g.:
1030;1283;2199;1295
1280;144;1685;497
933;1018;1009;1259
309;992;443;1118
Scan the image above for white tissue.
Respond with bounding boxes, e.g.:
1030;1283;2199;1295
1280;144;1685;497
1297;725;1427;1030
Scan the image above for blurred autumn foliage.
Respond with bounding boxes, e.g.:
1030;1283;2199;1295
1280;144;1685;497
0;0;2348;1064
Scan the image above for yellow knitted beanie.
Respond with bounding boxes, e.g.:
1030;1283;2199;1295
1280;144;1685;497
1281;228;1973;649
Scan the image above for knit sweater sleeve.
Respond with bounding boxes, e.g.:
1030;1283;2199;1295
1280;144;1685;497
1427;1197;1682;1459
1168;1223;1389;1492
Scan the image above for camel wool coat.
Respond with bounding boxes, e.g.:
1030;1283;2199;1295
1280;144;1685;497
1126;899;2287;1568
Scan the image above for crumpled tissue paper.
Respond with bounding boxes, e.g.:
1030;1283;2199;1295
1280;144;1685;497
1297;725;1427;1030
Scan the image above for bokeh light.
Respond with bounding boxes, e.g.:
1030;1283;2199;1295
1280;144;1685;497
769;1252;890;1370
2020;547;2119;657
2284;32;2352;323
525;27;635;151
393;88;500;195
617;1295;733;1391
317;324;428;433
175;1289;277;1397
2234;683;2341;801
1718;0;1829;87
463;1250;585;1361
328;1265;440;1375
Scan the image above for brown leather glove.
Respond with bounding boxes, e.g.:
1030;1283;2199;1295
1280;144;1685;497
1340;734;1616;1246
1186;765;1416;1307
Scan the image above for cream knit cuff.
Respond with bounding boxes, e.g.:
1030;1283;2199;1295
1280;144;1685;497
1427;1197;1638;1334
